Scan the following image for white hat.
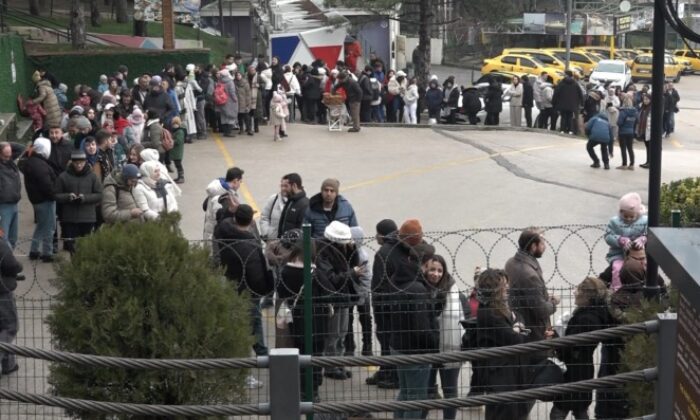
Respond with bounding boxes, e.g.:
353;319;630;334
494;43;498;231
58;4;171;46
185;63;196;73
396;70;407;77
33;137;51;160
324;221;352;244
429;74;438;82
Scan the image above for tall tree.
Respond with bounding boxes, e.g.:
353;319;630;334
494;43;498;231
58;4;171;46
28;0;40;15
70;0;86;49
115;0;128;23
89;0;101;26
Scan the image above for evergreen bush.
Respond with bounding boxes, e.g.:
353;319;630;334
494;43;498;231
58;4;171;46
660;177;700;226
46;216;252;418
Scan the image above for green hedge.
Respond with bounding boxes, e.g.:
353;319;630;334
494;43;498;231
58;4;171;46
660;177;700;227
0;35;31;113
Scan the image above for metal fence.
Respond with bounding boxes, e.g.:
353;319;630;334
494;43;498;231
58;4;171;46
0;223;659;419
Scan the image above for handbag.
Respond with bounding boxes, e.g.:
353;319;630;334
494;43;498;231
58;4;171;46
276;286;303;328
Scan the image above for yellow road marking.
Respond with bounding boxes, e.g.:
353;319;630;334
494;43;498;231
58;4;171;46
212;133;261;216
343;142;576;192
671;139;684;148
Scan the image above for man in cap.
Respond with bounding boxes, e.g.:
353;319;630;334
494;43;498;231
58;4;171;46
101;164;143;224
304;178;358;238
54;151;103;253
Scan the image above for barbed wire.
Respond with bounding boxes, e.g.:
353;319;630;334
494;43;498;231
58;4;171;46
312;369;657;414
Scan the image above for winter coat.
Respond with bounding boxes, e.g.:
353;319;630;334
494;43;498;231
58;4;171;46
358;74;373;102
507;83;524;107
0;158;21;204
259;193;287;240
433;282;465;367
663;88;680;114
278;190;309;238
282;71;302;97
33;80;61;127
133;179;178;220
617;107;638;136
315;238;362;306
607;105;619;141
403;84;419;105
554;303;615;414
553;76;583;112
203;178;241;241
215;74;238;125
443;86;460;109
425;87;443;113
462;87;482;114
0;238;22;293
540;83;554;109
269;91;288;126
505;250;555;344
143;90;175;122
248;74;263;116
214;217;274;296
303;193;358;238
169;126;186;161
371;233;401;297
142;119;164;154
302;75;323;101
636;105;652;141
338;79;363;103
604;214;648;263
350;226;372;304
533;76;545;108
522;80;534;108
49;138;72;172
260;68;273;90
387;77;402;96
101;171;141;224
54;163;103;223
235;77;252;114
484;82;503;114
23;154;58;204
585;113;614;144
386;241;439;354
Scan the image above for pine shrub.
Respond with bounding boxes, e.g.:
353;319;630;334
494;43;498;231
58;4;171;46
46;216;252;419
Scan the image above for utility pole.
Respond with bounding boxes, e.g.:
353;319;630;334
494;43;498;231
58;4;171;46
162;0;175;50
565;0;572;70
218;0;224;36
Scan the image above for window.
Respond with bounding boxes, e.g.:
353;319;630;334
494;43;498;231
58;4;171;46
635;55;652;65
535;54;555;65
521;58;537;68
665;56;676;65
595;62;625;73
501;56;517;65
570;52;589;62
674;51;685;57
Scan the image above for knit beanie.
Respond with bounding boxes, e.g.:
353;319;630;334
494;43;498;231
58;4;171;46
324;221;352;244
376;219;398;237
321;178;340;192
619;192;646;215
399;219;423;247
75;116;92;131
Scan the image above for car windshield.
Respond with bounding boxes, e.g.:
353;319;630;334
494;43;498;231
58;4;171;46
636;56;653;65
596;62;625;73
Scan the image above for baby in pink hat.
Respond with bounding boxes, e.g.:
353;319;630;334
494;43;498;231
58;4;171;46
604;192;648;291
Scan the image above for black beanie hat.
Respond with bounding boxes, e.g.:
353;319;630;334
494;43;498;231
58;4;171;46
376;219;398;237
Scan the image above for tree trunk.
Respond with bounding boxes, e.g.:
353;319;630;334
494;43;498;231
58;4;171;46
90;0;101;26
413;0;432;86
28;0;40;15
115;0;128;23
70;0;86;49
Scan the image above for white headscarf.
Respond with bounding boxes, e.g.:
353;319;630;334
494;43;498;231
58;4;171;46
138;149;182;197
33;137;51;160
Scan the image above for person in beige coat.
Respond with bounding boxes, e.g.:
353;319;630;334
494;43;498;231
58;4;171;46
507;75;524;127
234;72;253;135
29;71;61;129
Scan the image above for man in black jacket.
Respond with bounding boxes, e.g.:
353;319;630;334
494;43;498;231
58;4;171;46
334;72;363;132
358;66;374;123
0;229;23;377
47;126;72;171
23;138;58;262
553;71;583;134
0;142;21;249
143;77;175;122
277;173;309;237
522;75;534;128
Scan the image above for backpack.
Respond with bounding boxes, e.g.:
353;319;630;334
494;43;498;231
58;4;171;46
371;80;381;102
161;128;174;151
214;82;228;106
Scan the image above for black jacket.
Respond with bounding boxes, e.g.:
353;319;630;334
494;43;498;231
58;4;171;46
663;88;680;113
0;238;23;293
302;75;323;100
522;80;534;108
214;218;274;296
461;87;482;114
553;77;583;112
49;138;73;172
277;190;309;238
484;82;503;114
386;241;439;354
54;163;103;223
358;74;373;102
0;159;21;204
23;154;58;204
337;79;363;103
314;239;361;306
143;90;175;121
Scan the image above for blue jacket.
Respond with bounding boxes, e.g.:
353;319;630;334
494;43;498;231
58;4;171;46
304;193;358;238
617;107;638;136
425;87;443;112
604;214;648;262
585;113;613;144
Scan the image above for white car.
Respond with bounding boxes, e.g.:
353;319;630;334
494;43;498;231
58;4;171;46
589;60;632;89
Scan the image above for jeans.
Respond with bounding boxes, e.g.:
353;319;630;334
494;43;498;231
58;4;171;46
663;111;674;135
371;105;385;122
250;298;267;356
423;366;460;419
392;349;431;419
587;140;609;165
560;110;574;132
30;201;56;256
0;292;18;372
524;106;533;127
619;134;635;166
62;222;94;254
0;203;19;249
324;307;349;356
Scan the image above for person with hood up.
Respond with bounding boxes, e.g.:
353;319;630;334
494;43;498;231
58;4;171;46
270;86;289;141
203;166;245;243
344;226;373;358
101;164;143;224
138;148;182;197
584;111;613;169
28;71;61;129
125;107;145;145
441;77;460;124
425;79;443;124
23;137;58;261
484;79;503;126
402;77;420;125
461;86;482;125
53;151;102;253
234;72;253;136
616;93;638;170
132;160;178;221
553;70;584;133
507;75;524;127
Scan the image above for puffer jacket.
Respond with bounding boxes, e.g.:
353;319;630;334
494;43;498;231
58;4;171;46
604;214;648;262
0;159;21;204
425;86;443;113
540;83;554;109
23;154;58;204
585;113;613;144
304;193;358;238
33;80;61;127
101;171;141;224
617;107;639;136
133;179;178;220
142;119;164;154
461;87;482;114
54;163;103;223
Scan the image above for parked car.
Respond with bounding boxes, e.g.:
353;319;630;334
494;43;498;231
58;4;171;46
547;48;600;76
589;59;632;89
481;54;565;84
631;53;684;82
502;48;585;78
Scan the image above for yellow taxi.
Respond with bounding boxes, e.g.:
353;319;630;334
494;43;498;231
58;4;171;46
673;50;700;72
545;48;600;76
481;54;565;84
501;48;585;78
631;53;684;82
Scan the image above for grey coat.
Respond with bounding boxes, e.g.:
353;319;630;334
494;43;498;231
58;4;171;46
215;74;238;124
54;163;103;223
235;77;251;114
0;159;21;204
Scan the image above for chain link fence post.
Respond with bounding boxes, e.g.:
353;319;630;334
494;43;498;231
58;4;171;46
655;312;677;418
302;223;314;420
268;348;301;419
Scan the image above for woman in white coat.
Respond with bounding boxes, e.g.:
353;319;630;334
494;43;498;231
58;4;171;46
133;160;178;220
422;254;465;420
507;75;524;127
